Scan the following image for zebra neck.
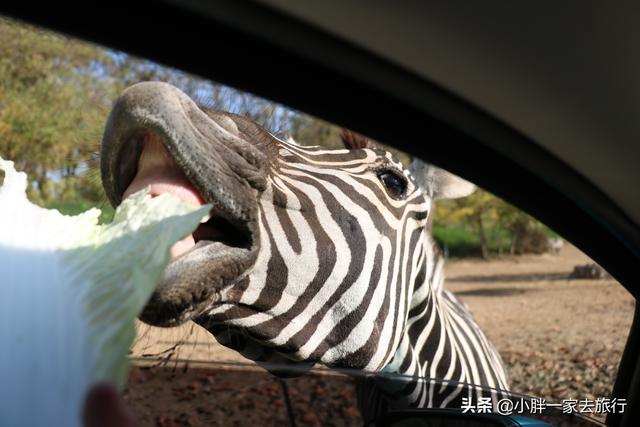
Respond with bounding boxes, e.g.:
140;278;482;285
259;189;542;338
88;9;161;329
381;238;449;380
378;236;509;402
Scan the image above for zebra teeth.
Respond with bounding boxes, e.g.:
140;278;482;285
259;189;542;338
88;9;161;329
200;212;212;223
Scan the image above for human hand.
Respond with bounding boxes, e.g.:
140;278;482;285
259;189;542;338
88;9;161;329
83;383;137;427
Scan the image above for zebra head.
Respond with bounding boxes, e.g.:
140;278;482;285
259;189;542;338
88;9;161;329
101;81;475;372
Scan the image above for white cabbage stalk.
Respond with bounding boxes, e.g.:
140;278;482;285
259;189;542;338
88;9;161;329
0;157;210;426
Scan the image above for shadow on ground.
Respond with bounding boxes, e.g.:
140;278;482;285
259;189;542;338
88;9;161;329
454;287;534;297
449;272;569;283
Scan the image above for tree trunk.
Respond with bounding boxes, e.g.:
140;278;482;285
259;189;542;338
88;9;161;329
476;215;489;260
35;169;50;203
509;228;517;255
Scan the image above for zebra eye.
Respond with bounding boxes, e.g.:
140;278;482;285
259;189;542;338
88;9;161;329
378;170;407;198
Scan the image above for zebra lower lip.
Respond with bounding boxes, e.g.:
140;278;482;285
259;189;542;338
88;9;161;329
146;237;257;325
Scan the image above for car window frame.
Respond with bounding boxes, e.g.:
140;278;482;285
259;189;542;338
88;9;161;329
2;2;638;426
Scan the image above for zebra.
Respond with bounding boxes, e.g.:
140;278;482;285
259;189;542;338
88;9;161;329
101;82;509;421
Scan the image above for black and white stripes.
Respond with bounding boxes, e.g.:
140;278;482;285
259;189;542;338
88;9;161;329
195;136;508;416
101;82;508;418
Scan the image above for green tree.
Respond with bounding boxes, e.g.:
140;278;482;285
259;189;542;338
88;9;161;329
435;189;500;259
0;16;551;260
497;202;550;255
0;17;113;204
290;114;343;148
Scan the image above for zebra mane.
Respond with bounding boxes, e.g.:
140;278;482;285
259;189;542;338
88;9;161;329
340;129;372;150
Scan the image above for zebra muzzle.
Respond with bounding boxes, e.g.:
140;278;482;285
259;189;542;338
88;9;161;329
100;81;264;327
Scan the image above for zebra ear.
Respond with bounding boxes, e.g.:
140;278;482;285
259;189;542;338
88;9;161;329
340;129;372;149
409;158;476;200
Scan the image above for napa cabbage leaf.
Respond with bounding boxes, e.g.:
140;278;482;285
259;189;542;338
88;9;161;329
0;157;209;426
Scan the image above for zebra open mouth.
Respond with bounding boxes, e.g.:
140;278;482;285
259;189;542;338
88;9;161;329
101;82;265;327
118;130;253;259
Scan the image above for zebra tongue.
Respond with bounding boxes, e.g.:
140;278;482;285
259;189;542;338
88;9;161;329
121;132;209;259
122;131;206;205
122;169;208;259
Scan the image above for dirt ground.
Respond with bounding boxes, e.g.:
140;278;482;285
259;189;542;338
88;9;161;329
124;244;634;426
447;245;633;402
